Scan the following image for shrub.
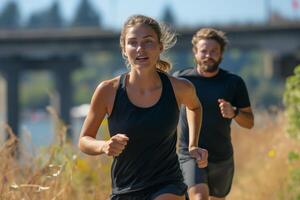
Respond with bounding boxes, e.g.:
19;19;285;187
284;65;300;139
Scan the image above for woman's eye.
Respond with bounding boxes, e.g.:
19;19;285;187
145;40;153;44
128;41;137;46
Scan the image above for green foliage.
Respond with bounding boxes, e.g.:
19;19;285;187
289;151;300;163
18;52;123;109
290;168;300;184
71;0;100;27
284;65;300;139
239;50;284;108
73;52;123;104
282;167;300;200
0;1;20;29
278;150;300;200
280;65;300;200
161;5;176;26
20;71;54;109
27;1;63;28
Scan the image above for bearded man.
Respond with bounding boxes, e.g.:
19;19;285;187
174;28;254;200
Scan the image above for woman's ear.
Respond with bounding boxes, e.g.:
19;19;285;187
159;43;163;52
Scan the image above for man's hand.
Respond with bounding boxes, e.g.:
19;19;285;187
189;146;208;168
218;99;236;119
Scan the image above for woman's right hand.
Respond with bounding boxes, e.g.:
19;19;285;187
102;134;129;156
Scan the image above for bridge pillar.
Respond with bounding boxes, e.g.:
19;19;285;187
51;56;82;139
0;55;81;140
53;67;72;138
2;64;20;137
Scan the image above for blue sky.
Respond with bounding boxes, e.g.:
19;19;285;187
0;0;299;30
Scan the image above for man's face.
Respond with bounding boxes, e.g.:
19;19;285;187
193;39;222;73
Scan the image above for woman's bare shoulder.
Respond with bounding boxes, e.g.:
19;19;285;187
92;76;121;104
96;76;120;92
168;74;195;92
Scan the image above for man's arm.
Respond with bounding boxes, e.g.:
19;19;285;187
218;99;254;129
233;107;254;129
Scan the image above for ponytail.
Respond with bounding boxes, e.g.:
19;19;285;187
156;59;171;72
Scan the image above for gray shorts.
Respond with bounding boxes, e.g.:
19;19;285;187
110;181;187;200
179;155;234;198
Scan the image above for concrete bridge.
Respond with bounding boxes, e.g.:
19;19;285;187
0;24;299;137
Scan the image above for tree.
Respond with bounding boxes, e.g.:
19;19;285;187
71;0;100;27
161;5;176;27
0;1;20;29
27;1;63;28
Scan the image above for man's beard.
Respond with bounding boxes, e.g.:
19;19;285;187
199;58;222;73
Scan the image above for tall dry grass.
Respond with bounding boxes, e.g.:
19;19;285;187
1;110;299;199
229;111;300;200
0;107;112;200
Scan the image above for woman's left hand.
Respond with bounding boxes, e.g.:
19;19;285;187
189;147;208;168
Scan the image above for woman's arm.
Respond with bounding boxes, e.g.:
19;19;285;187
170;76;208;168
179;81;202;150
78;79;129;156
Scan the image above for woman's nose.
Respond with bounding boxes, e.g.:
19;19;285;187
137;43;145;52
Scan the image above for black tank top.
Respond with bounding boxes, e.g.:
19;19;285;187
108;71;183;195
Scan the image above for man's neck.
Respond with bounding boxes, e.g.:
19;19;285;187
196;66;219;78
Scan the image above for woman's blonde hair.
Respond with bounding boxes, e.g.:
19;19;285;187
120;15;177;72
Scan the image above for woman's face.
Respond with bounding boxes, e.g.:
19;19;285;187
123;24;162;70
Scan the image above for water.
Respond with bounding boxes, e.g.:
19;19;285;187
19;112;84;152
2;107;108;153
21;117;54;148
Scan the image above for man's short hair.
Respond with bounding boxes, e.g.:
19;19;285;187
192;28;228;53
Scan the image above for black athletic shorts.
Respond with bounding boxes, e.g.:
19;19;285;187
110;181;187;200
179;155;234;198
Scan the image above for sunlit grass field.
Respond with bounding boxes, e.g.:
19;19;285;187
1;109;300;199
229;111;300;199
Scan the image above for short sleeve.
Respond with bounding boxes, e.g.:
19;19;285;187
232;77;251;108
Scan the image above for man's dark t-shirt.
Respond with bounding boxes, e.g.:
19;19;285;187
174;68;251;162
